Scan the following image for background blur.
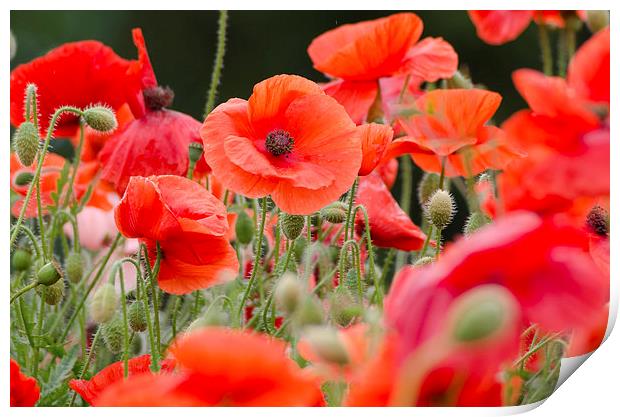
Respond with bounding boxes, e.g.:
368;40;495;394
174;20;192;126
9;10;592;232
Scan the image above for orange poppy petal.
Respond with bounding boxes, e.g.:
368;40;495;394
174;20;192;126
468;10;533;45
567;26;609;105
358;123;394;176
323;79;378;124
401;37;458;82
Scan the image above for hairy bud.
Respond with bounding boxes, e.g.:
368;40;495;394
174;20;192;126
295;296;324;328
102;316;124;354
463;212;491;236
128;300;147;333
83;105;117;133
12;249;32;271
37;278;65;305
425;189;455;230
274;272;303;315
65;251;84;284
280;212;305;240
302;325;350;366
320;202;348;224
36;261;63;286
329;287;362;327
235;211;255;245
14;172;34;186
13;121;39;166
586;10;609;33
90;283;118;324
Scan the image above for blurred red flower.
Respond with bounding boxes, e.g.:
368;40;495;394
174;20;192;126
10;359;40;407
114;175;238;294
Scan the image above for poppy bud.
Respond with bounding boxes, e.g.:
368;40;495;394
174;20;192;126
320;202;348;224
128;300;147;333
426;189;455;230
417;173;449;206
10;31;17;60
413;256;433;267
329;287;362;327
450;285;518;343
253;233;270;259
235;210;255;245
280;212;305;240
188;142;204;165
13;121;39;167
302;325;350;366
447;70;474;89
586;11;609;33
65;251;84;284
90;283;118;324
102;316;124;354
83;105;118;134
36;278;65;305
14;172;34;186
12;249;32;271
463;212;491;236
586;205;609;236
36;261;63;286
295;296;324;327
187;309;229;332
274;272;303;315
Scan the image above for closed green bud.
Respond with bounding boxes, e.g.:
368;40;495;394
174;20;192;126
90;283;118;324
12;249;32;271
320;202;348;224
463;212;491;236
13;121;39;167
426;189;455;230
329;288;362;327
274;272;303;315
102;316;124;354
188;142;204;164
235;211;255;245
413;256;434;267
14;172;34;186
36;261;62;286
65;251;84;283
83;105;117;133
302;325;350;366
417;173;440;206
586;11;609;33
187;309;229;332
280;212;305;240
128;300;147;332
36;278;65;305
295;296;324;327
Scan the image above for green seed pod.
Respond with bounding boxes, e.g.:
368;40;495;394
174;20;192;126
413;256;434;267
302;325;350;366
188;142;204;165
12;249;32;271
274;272;303;315
417;173;440;206
280;212;305;240
463;212;491;236
83;105;118;133
36;261;63;286
320;202;348;224
128;300;147;333
235;210;255;245
294;296;324;328
36;278;65;305
90;283;118;324
13;121;39;167
102;316;124;354
14;172;34;186
425;189;455;230
65;251;84;284
586;10;609;33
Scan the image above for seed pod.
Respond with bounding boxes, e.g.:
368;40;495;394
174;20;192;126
274;272;303;315
83;105;117;133
280;212;305;240
320;202;348;224
36;278;65;305
463;212;491;236
235;211;255;245
302;325;350;366
14;172;34;186
425;189;455;230
413;256;434;267
128;300;147;333
65;251;84;284
12;249;32;271
36;261;63;286
188;142;204;165
13;121;39;166
90;283;118;324
102;316;124;354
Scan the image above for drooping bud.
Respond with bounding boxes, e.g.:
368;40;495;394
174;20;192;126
36;261;63;286
302;325;350;366
14;172;34;186
252;233;270;260
188;142;204;165
13;121;39;166
463;212;491;236
37;278;65;305
90;283;118;324
12;249;32;271
274;272;303;315
128;300;147;333
83;105;118;134
320;202;348;224
413;256;434;267
235;210;255;245
65;251;84;284
102;316;124;354
586;10;609;33
450;285;518;343
329;287;362;327
280;212;305;240
294;296;324;327
425;189;455;230
586;205;609;236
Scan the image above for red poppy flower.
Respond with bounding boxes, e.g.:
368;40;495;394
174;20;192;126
99;29;208;195
94;328;325;406
10;35;145;137
355;173;426;251
376;157;398;189
308;13;457;123
385;89;522;177
201;74;362;215
10;359;40;407
358;123;394;176
69;354;176;405
114;175;238;295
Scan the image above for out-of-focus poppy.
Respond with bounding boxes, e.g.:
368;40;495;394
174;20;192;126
99;29;208;195
355;173;426;251
10;359;40;407
201;74;362;215
94;328;325;406
358;123;394;176
69;354;176;405
114;175;238;295
384;89;522;177
308;13;458;124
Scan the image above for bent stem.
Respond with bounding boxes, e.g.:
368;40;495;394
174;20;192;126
10;281;38;304
343;177;359;241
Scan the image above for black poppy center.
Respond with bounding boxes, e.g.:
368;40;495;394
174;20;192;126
265;129;294;157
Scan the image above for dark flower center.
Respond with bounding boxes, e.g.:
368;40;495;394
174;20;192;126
265;129;294;157
143;86;175;110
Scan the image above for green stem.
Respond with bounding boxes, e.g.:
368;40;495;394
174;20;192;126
353;205;381;305
10;225;42;259
62;121;85;208
114;264;130;378
203;10;229;118
10;281;38;304
343;177;359;241
171;296;182;339
32;293;46;377
395;156;413;270
69;326;102;406
538;24;553;76
434;227;442;260
142;243;162;366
